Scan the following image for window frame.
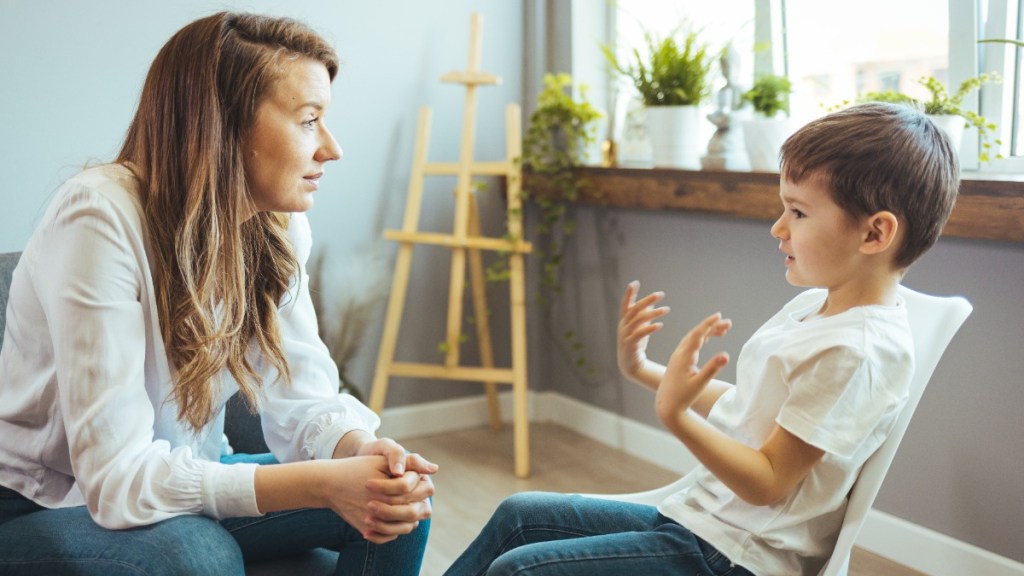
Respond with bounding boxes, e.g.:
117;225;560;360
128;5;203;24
980;0;1024;172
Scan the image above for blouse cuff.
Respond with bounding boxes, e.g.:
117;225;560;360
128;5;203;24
311;420;375;461
200;461;261;519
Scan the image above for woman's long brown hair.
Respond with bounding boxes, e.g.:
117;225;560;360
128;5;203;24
117;12;339;431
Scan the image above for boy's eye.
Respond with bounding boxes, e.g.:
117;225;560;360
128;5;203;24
792;209;806;219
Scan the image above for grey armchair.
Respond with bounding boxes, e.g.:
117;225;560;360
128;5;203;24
0;251;337;575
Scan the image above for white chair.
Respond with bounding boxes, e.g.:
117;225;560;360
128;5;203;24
586;285;972;576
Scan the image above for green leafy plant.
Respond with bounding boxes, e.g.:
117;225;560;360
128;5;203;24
858;73;1002;163
519;73;601;301
519;72;602;375
742;74;792;118
602;28;714;107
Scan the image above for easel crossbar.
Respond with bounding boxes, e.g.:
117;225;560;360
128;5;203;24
388;362;516;383
423;161;513;176
384;230;532;253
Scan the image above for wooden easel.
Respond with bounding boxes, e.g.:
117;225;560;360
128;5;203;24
369;13;533;478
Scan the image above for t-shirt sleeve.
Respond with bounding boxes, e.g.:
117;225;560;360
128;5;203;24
776;344;909;459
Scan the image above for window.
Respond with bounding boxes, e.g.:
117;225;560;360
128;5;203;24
781;0;948;126
608;0;1023;172
980;0;1024;171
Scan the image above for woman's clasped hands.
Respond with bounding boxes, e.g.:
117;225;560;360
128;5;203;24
325;434;438;544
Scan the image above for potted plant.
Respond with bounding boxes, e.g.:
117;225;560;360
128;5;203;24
518;72;603;375
603;27;714;169
858;73;1002;163
740;73;796;171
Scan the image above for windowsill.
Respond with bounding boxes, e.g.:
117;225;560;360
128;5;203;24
525;166;1024;245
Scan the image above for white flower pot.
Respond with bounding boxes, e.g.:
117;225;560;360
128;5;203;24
742;114;800;172
645;105;702;169
926;114;965;155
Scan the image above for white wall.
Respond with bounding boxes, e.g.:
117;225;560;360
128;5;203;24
0;0;524;405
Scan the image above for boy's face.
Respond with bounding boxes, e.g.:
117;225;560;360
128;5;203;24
771;177;867;289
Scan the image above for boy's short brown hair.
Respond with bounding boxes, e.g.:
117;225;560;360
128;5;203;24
779;102;960;269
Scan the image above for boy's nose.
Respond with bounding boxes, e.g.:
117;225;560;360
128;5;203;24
770;217;786;239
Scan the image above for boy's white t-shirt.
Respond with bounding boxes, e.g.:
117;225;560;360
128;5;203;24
659;290;914;576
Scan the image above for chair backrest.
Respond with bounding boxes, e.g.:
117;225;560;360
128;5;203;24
0;251;21;352
818;285;972;576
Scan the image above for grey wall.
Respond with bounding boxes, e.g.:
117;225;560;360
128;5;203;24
531;205;1024;563
0;0;523;407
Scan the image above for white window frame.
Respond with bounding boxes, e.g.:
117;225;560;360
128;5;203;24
980;0;1024;172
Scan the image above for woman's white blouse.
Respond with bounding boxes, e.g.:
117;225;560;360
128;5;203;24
0;164;380;528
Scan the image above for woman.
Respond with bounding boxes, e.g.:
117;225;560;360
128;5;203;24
0;11;434;575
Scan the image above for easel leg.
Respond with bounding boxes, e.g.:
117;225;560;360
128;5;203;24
370;242;416;413
510;250;530;478
467;194;502;430
370;107;432;415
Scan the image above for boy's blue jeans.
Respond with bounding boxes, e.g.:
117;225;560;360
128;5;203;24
0;453;429;576
443;491;754;576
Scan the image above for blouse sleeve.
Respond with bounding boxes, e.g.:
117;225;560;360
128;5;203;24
34;179;260;529
257;213;381;462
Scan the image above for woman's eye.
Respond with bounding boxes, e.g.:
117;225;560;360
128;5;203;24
303;117;320;129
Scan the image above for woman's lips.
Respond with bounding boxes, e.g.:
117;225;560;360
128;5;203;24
304;173;323;189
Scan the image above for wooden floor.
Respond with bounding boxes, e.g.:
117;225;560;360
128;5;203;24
401;422;924;576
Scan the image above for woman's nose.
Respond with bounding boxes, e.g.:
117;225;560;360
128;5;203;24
317;127;343;162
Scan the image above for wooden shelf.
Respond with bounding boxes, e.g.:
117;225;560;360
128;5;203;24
525;166;1024;245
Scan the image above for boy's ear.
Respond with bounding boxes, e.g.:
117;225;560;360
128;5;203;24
860;211;900;256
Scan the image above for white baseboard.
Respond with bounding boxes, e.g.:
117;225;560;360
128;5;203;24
859;510;1024;576
381;390;1024;576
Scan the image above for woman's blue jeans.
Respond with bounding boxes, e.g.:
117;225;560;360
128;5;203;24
0;453;429;576
443;491;754;576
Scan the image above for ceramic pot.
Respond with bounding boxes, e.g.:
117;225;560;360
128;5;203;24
926;114;966;154
742;114;799;172
645;105;702;169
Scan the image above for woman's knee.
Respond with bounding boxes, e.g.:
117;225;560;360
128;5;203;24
138;515;244;576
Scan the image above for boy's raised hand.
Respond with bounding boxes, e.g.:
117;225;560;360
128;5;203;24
617;281;670;389
657;313;732;421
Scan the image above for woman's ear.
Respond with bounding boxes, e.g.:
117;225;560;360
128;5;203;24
860;211;900;256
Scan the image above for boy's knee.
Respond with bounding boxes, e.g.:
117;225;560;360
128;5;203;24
498;491;549;514
494;491;568;525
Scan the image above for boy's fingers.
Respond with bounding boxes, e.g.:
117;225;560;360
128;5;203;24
697;352;730;382
682;313;723;346
620;281;639;315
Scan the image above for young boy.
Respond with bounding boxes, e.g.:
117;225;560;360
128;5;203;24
443;102;960;576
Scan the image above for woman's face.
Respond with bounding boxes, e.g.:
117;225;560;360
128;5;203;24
243;57;342;217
